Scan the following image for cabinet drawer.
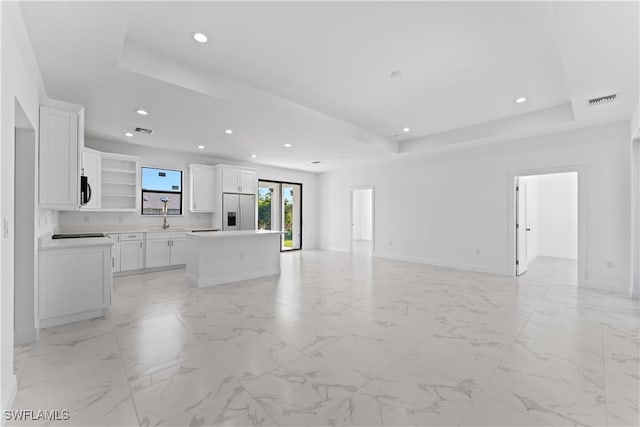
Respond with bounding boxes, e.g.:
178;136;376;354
146;231;187;240
119;233;143;241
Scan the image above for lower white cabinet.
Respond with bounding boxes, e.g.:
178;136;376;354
170;238;186;265
145;238;170;268
108;233;144;273
120;240;144;271
146;232;186;268
39;241;112;327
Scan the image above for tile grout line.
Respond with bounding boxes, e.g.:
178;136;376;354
160;290;283;427
600;303;609;427
111;284;145;427
456;282;553;426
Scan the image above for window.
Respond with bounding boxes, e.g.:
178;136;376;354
141;167;183;215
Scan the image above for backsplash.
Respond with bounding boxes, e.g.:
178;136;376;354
57;211;215;233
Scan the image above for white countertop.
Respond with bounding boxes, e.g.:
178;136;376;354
56;226;216;235
186;230;283;239
39;234;115;250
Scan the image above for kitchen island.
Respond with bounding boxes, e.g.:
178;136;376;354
185;230;282;287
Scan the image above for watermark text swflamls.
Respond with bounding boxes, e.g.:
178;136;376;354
4;409;70;421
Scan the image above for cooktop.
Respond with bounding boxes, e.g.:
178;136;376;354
52;233;106;239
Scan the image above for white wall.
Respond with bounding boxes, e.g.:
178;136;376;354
14;128;36;345
59;139;319;249
318;121;631;294
352;189;372;241
537;172;578;259
1;2;50;415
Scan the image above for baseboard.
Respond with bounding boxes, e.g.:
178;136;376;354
581;280;630;295
323;246;351;254
113;264;185;277
13;327;37;346
2;374;18;420
39;308;106;328
187;267;281;288
373;251;509;276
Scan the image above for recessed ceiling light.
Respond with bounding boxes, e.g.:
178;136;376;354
251;154;257;158
224;129;233;135
390;70;402;78
197;145;205;149
192;32;208;43
402;127;411;133
124;132;133;137
515;97;527;104
284;143;292;148
135;109;149;116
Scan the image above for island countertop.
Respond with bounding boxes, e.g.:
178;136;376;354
39;234;115;251
185;230;283;239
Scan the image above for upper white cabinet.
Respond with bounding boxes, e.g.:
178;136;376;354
39;101;84;209
189;164;215;212
219;165;257;194
80;149;101;210
240;170;257;194
100;152;140;211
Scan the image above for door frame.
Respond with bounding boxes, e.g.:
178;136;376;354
349;186;375;254
258;179;303;252
508;166;585;284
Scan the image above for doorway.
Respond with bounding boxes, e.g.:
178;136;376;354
14;100;37;345
258;180;302;251
515;172;578;284
350;187;374;255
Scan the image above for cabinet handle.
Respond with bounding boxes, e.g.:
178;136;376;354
112;257;114;268
139;242;142;249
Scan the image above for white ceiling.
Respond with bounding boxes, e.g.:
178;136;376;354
19;1;639;172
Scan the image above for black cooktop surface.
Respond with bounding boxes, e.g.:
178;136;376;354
52;233;106;239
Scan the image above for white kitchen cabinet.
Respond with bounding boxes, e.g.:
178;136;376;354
145;238;170;268
119;237;144;271
145;232;186;268
39;239;112;327
100;153;140;211
240;170;257;194
39;101;84;209
108;233;144;273
80;149;101;209
170;238;186;265
220;166;257;194
189;164;215;212
106;234;121;272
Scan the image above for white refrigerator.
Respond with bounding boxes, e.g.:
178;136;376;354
222;193;256;230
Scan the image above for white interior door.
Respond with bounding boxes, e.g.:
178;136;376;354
516;178;529;275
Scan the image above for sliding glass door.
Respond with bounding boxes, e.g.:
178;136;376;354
258;180;302;251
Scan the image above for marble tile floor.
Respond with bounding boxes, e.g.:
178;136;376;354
10;253;639;426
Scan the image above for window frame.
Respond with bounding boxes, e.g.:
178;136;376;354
140;166;184;216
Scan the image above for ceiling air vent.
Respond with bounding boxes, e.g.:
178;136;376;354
587;93;617;106
134;127;153;134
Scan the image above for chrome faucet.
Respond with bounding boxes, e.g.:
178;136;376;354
161;197;170;229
